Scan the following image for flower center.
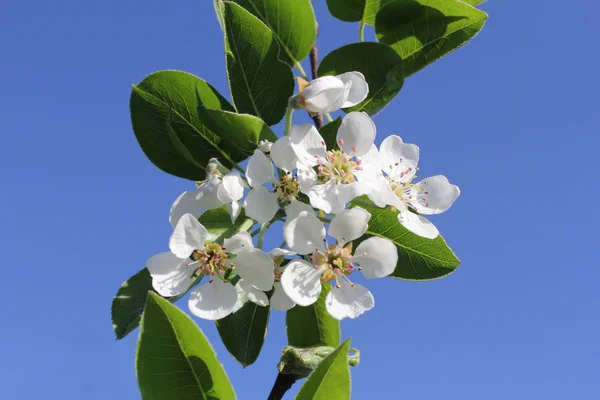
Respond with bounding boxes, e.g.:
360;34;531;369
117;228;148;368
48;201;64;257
316;150;362;185
190;243;230;277
275;173;300;203
313;243;355;283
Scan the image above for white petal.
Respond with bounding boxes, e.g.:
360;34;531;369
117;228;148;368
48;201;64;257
410;175;460;215
227;201;241;223
338;72;369;108
223;231;254;254
329;207;371;243
270;281;296;311
196;176;225;210
285;198;314;219
169;191;202;230
364;176;398;209
188;278;238;320
234;248;275;291
271;136;298;172
237;280;269;307
290;124;327;167
380;135;419;182
280;260;323;306
297;163;318;193
325;280;374;320
217;171;245;203
146;252;194;297
398;209;439;239
336;181;370;207
351;237;398;279
302;76;349;113
246;149;276;187
169;214;208;259
283;211;326;255
357;144;382;172
268;248;297;258
306;180;341;215
244;186;279;223
336;112;376;157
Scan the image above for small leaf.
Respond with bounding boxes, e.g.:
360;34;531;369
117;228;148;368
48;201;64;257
295;339;352;400
351;197;460;280
198;109;277;156
375;0;488;78
199;206;254;244
326;0;395;25
130;70;249;180
136;292;236;400
318;118;342;151
216;287;270;367
228;0;316;66
318;42;404;116
286;284;341;348
221;1;295;125
111;269;203;340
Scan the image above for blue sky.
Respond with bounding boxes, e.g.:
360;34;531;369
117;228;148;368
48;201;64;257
1;1;599;399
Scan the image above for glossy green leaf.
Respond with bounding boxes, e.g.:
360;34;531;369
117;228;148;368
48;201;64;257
295;339;352;400
462;0;486;6
286;284;340;348
198;109;277;156
221;1;294;125
326;0;394;25
136;292;236;400
376;0;488;77
216;286;270;367
228;0;316;66
111;269;203;340
351;197;460;280
319;42;404;116
318;118;342;151
199;206;254;245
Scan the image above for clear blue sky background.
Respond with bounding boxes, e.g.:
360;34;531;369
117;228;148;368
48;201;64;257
1;1;598;399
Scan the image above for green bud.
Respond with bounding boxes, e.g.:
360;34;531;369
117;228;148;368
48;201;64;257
277;346;360;379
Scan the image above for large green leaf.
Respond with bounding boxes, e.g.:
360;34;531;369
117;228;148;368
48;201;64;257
295;339;352;400
198;109;277;156
286;284;340;348
462;0;486;6
319;42;404;116
326;0;394;25
130;70;252;181
228;0;316;66
220;1;294;125
351;197;460;280
136;292;236;400
375;0;488;77
199;206;254;244
216;286;270;367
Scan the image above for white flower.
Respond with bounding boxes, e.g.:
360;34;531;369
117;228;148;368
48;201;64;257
290;112;378;214
292;72;369;114
361;135;460;239
146;214;273;320
280;208;398;320
169;169;245;228
244;138;302;223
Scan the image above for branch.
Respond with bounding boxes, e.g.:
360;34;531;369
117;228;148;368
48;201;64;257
308;18;324;129
267;372;296;400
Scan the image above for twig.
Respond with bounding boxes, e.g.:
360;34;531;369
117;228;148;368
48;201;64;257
308;18;324;129
267;372;296;400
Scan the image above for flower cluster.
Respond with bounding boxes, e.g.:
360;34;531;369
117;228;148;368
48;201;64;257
145;72;460;321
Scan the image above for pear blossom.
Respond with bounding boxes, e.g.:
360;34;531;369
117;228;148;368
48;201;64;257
280;208;398;320
290;112;379;214
360;135;460;239
244;138;304;223
146;214;273;320
169;162;245;228
291;72;369;114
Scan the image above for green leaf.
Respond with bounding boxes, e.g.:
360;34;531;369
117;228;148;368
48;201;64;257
462;0;486;6
221;1;295;125
286;284;340;348
130;70;252;181
228;0;316;66
199;206;254;244
198;109;277;156
295;339;352;400
136;292;236;400
375;0;488;78
318;42;404;116
351;197;460;280
318;118;342;151
216;286;270;367
326;0;395;25
111;269;203;340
